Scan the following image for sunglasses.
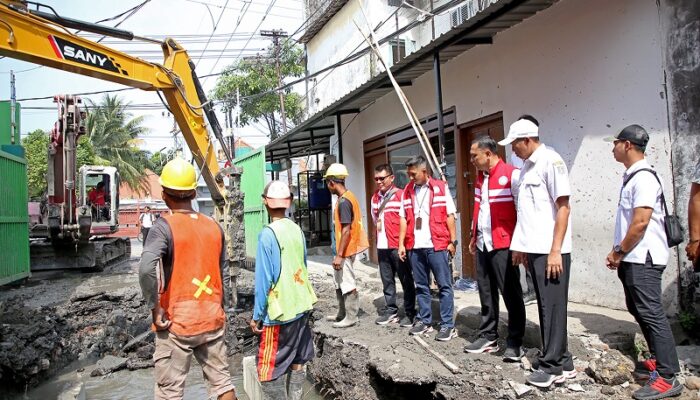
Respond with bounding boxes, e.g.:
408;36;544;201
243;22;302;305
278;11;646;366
374;175;392;182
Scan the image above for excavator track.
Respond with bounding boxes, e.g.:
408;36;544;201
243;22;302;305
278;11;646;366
30;237;131;272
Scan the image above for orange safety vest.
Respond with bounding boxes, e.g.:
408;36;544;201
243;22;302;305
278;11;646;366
156;212;225;336
334;190;369;257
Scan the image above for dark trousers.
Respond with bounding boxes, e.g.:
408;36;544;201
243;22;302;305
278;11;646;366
410;248;454;328
618;253;680;377
378;249;416;318
528;253;573;375
476;248;525;347
141;227;151;243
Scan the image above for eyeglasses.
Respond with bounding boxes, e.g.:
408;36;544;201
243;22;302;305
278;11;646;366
374;175;392;182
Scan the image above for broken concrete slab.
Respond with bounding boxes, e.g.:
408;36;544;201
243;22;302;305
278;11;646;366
90;355;128;377
121;330;154;353
508;380;533;398
586;350;634;385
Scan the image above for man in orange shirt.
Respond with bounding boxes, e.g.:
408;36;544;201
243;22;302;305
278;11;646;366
324;163;369;329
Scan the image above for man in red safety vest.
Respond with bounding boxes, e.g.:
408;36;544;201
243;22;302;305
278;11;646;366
463;135;526;361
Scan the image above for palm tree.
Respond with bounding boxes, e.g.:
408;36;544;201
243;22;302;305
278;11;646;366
84;94;151;191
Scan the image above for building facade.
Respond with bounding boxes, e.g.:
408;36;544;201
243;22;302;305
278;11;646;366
266;0;700;311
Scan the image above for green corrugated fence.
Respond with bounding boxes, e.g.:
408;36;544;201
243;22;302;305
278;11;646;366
0;148;30;285
234;146;268;259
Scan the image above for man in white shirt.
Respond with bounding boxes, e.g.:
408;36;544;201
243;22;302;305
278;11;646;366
398;155;458;341
139;206;154;243
499;117;574;388
605;125;682;400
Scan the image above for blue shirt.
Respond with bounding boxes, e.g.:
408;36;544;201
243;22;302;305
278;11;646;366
253;225;308;325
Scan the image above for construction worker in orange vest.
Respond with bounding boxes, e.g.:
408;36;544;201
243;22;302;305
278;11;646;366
324;163;369;328
139;158;236;400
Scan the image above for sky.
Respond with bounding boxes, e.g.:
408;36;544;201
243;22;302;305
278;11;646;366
0;0;305;153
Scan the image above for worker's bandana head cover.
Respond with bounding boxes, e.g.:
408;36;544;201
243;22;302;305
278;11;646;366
263;180;293;209
498;119;539;146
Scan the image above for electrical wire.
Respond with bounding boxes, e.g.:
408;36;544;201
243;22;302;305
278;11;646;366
195;0;231;68
203;0;254;78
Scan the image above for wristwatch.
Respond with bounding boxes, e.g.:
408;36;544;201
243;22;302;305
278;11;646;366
613;244;627;255
452;240;459;247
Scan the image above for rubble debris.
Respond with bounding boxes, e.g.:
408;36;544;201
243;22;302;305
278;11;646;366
508;380;533;398
586;350;634;385
90;355;128;377
685;376;700;391
567;383;585;392
676;345;700;373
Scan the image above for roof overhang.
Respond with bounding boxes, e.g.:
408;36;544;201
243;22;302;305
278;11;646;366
299;0;350;44
266;0;557;162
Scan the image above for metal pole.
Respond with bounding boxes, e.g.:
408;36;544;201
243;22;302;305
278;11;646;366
434;52;446;172
10;71;16;144
335;113;343;163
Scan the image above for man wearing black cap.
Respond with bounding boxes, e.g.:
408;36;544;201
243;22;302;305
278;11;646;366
605;125;683;400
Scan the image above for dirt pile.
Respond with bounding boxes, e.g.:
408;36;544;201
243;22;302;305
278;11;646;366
0;285;151;390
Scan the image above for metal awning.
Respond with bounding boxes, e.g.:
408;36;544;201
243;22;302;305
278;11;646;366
265;0;557;162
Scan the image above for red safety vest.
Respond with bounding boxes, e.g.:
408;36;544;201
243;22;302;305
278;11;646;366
370;186;403;249
156;212;225;336
402;178;451;251
471;159;517;250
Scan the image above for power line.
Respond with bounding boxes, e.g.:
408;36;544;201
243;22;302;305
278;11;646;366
203;0;253;79
195;0;231;68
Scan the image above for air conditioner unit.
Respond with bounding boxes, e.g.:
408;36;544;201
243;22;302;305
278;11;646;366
450;3;475;28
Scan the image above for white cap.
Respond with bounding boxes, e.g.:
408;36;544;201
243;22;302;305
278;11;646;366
263;180;292;209
498;119;539;146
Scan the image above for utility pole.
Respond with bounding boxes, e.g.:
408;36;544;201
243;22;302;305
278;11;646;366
261;29;293;187
260;29;289;138
10;70;16;144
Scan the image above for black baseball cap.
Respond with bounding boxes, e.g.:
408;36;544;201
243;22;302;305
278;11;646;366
604;124;649;147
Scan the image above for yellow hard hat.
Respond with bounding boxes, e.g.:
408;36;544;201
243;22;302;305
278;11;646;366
159;158;198;190
323;163;349;179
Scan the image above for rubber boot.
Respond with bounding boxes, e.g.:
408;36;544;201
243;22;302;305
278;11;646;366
261;374;288;400
288;369;306;400
325;289;346;322
333;291;359;328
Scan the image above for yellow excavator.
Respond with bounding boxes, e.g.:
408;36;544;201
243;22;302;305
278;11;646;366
0;0;245;294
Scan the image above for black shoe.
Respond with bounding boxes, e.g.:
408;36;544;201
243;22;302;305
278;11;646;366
530;360;577;380
435;326;457;341
375;312;399;325
526;369;563;388
503;346;525;362
632;372;683;400
464;337;499;354
523;292;536;306
398;315;414;327
408;321;434;336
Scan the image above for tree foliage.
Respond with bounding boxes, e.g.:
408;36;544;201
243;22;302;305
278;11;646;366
84;94;150;192
212;41;305;140
148;148;177;176
22;129;97;199
22;129;49;199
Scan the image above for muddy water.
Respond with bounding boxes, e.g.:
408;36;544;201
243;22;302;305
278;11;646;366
14;355;323;399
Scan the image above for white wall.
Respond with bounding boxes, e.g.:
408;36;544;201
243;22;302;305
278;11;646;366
334;0;677;310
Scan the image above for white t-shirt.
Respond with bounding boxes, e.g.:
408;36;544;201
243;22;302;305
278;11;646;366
694;160;700;184
399;183;457;249
476;169;521;252
510;144;572;254
140;212;154;228
614;159;669;265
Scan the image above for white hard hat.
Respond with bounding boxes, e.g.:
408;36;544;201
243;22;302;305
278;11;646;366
263;180;292;209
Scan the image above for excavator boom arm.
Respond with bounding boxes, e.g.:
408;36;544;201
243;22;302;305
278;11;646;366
0;0;228;202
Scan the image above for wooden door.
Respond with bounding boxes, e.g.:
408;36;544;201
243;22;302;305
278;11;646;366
455;113;504;278
364;152;388;264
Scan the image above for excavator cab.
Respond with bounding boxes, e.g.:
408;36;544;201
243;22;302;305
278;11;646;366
78;166;120;235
